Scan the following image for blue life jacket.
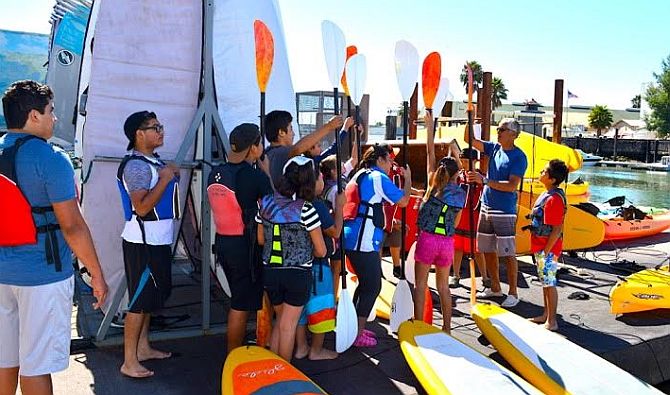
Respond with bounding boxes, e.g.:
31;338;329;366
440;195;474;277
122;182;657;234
116;154;180;223
417;194;461;237
529;188;567;237
259;194;313;269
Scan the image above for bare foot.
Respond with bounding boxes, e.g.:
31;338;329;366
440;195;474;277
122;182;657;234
309;348;338;361
528;316;546;324
544;322;559;332
137;348;172;362
294;345;310;359
120;363;154;378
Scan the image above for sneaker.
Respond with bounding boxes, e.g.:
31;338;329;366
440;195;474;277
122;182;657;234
501;295;520;307
448;276;460;287
393;266;402;279
482;278;492;289
353;333;377;347
362;329;376;338
476;288;504;298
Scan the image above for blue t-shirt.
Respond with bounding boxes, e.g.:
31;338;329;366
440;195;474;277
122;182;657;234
438;183;467;208
312;199;335;265
343;166;404;252
481;141;527;214
0;133;76;286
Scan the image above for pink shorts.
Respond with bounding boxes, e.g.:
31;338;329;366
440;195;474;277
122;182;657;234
414;231;455;268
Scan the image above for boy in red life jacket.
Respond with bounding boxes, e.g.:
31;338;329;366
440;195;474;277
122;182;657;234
451;148;490;289
528;160;568;332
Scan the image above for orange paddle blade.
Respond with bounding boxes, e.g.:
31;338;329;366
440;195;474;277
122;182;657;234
254;20;274;93
421;52;441;110
423;288;433;324
256;292;273;347
341;45;358;97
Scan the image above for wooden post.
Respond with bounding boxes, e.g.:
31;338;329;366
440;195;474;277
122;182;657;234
409;83;418;139
481;72;492;141
553;79;564;143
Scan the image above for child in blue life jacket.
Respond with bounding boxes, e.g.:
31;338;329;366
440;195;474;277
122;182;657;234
413;113;466;333
294;169;345;360
255;155;326;361
528;159;568;332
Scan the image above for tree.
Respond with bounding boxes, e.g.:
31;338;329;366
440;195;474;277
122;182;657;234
491;77;508;112
588;105;613;137
645;54;670;137
459;60;483;92
631;94;641;109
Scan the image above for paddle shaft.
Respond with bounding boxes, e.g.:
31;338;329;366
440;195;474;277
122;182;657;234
466;68;477;306
401;100;409;279
334;87;348;289
260;91;266;144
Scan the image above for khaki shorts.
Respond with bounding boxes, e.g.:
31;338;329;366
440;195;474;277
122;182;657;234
0;276;74;376
476;205;517;257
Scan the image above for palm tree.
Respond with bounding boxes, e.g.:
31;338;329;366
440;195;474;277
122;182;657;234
631;94;641;109
491;77;508;111
588;105;613;137
459;60;483;92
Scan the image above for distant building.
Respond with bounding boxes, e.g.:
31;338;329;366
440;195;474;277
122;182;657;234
604;119;656;139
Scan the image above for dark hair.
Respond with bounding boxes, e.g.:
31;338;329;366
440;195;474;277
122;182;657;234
424;156;459;201
359;144;390;171
276;161;316;201
264;110;293;143
319;154;337;181
546;159;568;186
2;80;53;129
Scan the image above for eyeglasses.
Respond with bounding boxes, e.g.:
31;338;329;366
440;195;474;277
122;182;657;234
282;155;314;175
140;123;164;133
497;126;511;133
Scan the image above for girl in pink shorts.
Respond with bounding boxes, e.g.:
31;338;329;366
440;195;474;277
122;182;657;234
413;114;466;333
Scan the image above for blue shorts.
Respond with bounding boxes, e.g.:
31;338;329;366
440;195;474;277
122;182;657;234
534;252;558;287
298;261;336;333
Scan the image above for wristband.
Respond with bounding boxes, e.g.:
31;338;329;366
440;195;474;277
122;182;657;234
482;176;489;186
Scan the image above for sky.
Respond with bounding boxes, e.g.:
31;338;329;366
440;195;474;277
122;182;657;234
2;0;669;123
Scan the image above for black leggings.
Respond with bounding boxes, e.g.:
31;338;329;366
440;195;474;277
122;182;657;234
345;250;382;318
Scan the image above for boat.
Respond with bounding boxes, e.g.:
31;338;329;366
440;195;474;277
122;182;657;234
609;265;670;314
602;212;670;241
631;156;670;172
576;149;603;166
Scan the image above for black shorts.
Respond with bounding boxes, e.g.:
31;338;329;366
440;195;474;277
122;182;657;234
216;235;263;311
263;267;312;307
122;240;172;314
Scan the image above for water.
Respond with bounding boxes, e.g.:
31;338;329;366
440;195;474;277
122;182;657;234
571;166;670;208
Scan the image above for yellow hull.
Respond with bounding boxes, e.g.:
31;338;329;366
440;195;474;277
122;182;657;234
609;265;670;314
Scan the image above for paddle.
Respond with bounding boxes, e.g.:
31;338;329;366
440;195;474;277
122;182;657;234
465;64;478;306
253;20;274;144
346;54;366;160
390;40;419;332
254;20;275;345
322;20;356;353
341;45;359;158
432;77;450;139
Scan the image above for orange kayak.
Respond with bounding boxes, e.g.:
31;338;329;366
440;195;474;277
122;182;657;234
603;213;670;241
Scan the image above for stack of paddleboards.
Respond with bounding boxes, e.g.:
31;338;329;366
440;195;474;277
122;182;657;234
471;303;663;394
609;265;670;314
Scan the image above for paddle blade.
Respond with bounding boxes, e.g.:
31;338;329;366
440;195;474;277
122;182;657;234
405;241;417;284
346;54;366;106
394;40;420;101
433;77;450;117
421;52;441;110
336;288;358;353
390;279;414;332
253;20;274;93
256;292;273;347
423;288;433;325
321;20;346;88
341;45;358;97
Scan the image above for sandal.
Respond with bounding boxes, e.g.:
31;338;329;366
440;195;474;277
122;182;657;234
353;333;377;347
362;329;376;338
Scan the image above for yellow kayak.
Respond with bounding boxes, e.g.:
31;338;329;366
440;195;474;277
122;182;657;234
609;265;670;314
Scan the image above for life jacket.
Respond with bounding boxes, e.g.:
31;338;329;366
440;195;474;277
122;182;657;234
382;163;404;232
321;178;338;211
207;163;246;236
0;135;63;271
116;154;180;223
528;188;567;237
259;194;314;268
417;194;461;237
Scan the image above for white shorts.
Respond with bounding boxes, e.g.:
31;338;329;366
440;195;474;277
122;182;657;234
0;276;74;376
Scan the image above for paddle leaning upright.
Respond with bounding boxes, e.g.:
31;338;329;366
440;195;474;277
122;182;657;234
465;65;478;305
389;40;419;332
321;20;357;353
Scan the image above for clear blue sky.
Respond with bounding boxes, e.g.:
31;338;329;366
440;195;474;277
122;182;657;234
2;0;669;122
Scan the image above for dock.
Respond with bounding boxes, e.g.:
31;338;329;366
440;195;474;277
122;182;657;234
36;232;670;394
596;160;670;172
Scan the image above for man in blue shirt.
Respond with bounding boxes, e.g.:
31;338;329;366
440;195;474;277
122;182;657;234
465;119;528;307
0;80;107;395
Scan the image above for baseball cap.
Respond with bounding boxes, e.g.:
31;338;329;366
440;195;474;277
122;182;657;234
229;123;261;153
124;111;156;150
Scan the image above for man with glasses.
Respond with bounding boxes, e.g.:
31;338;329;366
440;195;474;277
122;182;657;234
464;118;527;307
118;111;180;378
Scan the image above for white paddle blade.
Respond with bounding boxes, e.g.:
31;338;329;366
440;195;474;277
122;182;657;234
335;288;358;353
321;20;346;88
432;77;450;116
405;242;417;285
390;279;414;332
345;54;366;106
394;40;419;101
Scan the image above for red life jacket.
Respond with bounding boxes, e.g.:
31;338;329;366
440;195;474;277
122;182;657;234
207;164;246;236
0;135;62;271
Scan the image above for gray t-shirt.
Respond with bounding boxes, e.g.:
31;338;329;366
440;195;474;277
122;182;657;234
265;145;291;187
123;157;154;192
